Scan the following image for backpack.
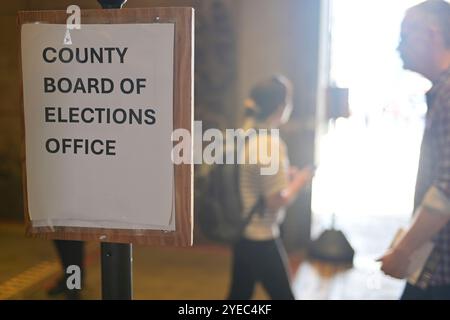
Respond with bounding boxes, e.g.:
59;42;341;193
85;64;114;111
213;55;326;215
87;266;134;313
197;134;264;244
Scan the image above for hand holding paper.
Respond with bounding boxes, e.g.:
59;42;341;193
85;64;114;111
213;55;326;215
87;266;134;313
378;229;434;283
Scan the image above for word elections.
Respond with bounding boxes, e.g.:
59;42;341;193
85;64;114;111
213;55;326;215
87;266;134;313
44;107;156;125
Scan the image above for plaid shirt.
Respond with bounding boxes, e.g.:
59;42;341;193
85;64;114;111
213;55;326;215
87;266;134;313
414;67;450;287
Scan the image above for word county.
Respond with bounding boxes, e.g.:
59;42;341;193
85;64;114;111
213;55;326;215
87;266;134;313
43;47;128;64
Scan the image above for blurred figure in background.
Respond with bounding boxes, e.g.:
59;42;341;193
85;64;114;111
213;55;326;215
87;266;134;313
227;75;314;300
379;0;450;300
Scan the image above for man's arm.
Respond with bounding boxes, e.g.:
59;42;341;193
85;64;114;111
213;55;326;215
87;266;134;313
380;92;450;279
396;207;450;255
397;92;450;255
379;204;450;279
396;185;450;256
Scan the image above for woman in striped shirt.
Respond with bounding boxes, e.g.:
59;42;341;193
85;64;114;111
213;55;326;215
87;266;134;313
227;75;314;300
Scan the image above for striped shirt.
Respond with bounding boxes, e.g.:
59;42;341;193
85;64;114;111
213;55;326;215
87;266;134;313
239;120;290;241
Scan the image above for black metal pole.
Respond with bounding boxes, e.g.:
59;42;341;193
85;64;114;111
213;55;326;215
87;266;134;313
98;0;127;9
97;0;132;300
101;242;133;299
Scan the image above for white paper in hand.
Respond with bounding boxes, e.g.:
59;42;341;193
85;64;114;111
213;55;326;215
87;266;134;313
391;229;434;285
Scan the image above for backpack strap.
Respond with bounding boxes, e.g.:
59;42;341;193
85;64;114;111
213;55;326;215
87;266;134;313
236;129;268;234
242;196;265;226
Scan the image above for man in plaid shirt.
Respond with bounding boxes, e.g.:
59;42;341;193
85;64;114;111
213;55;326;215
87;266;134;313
379;0;450;299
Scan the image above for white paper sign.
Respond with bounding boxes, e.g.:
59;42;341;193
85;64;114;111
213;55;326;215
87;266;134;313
21;23;175;230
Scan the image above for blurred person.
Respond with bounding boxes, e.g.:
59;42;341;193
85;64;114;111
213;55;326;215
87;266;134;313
227;75;314;300
378;0;450;300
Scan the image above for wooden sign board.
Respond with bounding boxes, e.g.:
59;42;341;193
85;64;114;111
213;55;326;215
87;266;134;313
18;8;194;246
